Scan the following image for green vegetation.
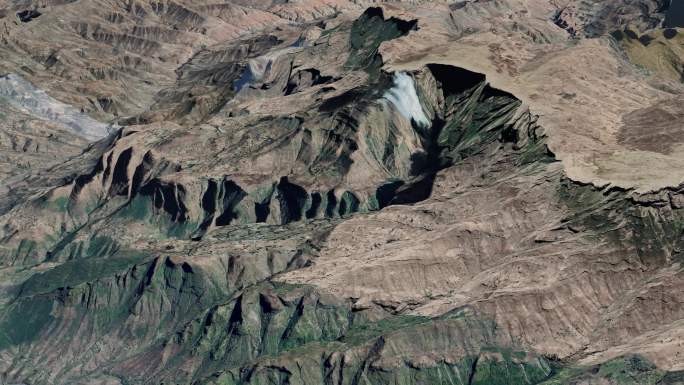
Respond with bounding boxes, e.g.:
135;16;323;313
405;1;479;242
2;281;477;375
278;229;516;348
470;348;552;385
438;84;522;162
165;283;556;385
85;235;118;259
118;194;151;221
202;343;552;385
346;7;417;73
541;355;682;385
115;194;197;239
557;180;684;266
14;239;37;262
341;314;430;346
0;252;151;349
516;135;556;167
50;196;69;212
19;252;149;297
0;295;54;349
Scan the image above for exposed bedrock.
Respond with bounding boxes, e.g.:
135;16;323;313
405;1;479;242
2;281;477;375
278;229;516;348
0;54;570;384
551;0;669;37
0;0;351;121
345;7;417;72
0;205;338;381
1;4;684;384
129;6;418;126
0;63;529;267
1;55;682;385
159;286;554;385
280;131;684;371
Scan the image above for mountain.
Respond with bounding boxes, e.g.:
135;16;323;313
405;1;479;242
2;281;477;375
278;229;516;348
0;0;683;384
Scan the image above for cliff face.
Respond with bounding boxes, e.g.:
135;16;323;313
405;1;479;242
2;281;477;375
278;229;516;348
0;1;683;384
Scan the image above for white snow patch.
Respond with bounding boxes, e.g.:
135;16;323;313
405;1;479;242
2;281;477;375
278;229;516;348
247;56;272;82
382;72;430;128
0;74;115;141
234;43;305;92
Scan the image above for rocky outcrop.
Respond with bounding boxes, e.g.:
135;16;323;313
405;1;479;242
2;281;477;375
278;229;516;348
0;54;529;268
552;0;669;37
1;1;684;385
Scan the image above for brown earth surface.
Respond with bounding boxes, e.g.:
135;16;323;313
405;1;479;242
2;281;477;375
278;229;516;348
0;0;683;384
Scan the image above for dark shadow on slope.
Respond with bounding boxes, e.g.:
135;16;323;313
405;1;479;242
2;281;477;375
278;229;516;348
346;7;418;73
372;64;529;209
665;0;684;27
17;9;40;22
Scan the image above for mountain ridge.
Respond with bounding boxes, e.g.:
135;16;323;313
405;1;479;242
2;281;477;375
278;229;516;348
0;1;683;384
